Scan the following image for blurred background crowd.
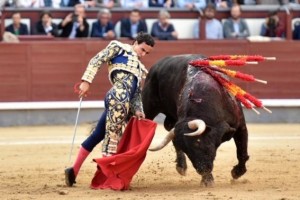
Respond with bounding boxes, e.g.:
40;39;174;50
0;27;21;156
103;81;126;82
0;0;300;41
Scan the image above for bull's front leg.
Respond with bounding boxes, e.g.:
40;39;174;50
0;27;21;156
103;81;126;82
200;173;214;187
173;145;187;176
196;157;214;187
232;125;250;179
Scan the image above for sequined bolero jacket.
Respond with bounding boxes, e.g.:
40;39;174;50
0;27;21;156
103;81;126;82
81;40;147;113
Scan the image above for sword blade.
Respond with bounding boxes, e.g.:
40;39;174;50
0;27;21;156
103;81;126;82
68;97;83;163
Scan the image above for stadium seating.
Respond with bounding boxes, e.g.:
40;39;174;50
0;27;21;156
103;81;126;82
3;17;276;39
244;18;265;36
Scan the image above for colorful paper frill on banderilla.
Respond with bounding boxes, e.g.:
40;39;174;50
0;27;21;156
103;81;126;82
189;55;276;114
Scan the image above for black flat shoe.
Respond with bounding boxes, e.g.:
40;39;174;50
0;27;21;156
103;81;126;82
65;167;76;187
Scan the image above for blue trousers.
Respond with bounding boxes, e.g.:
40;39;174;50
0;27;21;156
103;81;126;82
81;71;137;153
81;109;107;152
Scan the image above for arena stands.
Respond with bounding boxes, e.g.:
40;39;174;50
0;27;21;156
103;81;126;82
1;5;300;40
1;5;300;125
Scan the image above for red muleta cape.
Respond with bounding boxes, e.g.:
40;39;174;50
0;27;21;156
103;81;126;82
91;117;157;190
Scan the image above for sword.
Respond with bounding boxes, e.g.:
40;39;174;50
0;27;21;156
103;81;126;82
68;97;83;163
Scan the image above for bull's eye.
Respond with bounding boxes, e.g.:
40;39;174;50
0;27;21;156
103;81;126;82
194;138;201;147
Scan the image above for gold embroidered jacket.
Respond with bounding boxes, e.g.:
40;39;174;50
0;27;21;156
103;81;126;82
81;40;147;113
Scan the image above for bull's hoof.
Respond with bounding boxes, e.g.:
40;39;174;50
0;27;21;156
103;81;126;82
176;166;186;176
200;180;215;187
175;154;187;176
231;164;247;179
200;174;214;187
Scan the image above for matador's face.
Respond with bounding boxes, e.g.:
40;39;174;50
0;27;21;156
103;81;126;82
133;42;153;59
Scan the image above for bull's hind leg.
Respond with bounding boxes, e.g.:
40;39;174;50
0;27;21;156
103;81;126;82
231;124;250;179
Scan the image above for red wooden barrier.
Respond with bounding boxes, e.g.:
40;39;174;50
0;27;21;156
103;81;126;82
0;39;300;102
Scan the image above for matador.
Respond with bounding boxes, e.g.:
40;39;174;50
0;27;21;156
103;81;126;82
65;32;155;187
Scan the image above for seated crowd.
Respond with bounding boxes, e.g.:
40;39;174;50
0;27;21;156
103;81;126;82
2;2;300;40
2;0;300;8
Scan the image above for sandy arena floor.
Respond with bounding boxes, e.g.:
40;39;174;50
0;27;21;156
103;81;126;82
0;123;299;200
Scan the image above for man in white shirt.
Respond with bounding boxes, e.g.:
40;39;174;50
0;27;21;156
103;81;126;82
193;3;223;39
15;0;45;7
177;0;206;10
120;0;148;8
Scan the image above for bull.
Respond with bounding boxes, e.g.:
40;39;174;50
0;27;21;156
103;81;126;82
142;54;250;186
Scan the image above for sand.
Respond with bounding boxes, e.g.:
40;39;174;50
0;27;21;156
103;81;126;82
0;123;299;200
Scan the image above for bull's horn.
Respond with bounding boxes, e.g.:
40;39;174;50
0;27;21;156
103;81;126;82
184;119;206;137
149;128;175;151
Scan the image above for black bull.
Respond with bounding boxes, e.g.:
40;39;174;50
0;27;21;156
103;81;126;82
142;54;250;186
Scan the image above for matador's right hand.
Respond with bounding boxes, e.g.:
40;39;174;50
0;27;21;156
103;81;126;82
79;81;90;98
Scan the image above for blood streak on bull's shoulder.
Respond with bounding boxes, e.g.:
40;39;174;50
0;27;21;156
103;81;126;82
186;67;204;103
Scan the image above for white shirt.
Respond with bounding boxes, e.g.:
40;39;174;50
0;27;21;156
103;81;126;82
193;18;223;39
16;0;45;8
120;0;148;8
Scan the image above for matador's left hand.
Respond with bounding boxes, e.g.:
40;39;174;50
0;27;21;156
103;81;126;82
135;111;145;120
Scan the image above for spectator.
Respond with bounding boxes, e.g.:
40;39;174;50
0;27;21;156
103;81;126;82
120;9;148;39
14;0;62;7
1;0;14;7
260;10;285;38
80;0;100;7
149;0;174;8
177;0;206;10
60;0;83;7
53;0;63;7
33;11;59;36
236;0;256;5
208;0;232;8
120;0;148;8
60;0;72;6
151;9;178;40
15;0;45;7
257;0;282;5
95;0;117;8
193;3;223;39
293;21;300;40
3;0;55;7
58;4;89;38
61;0;98;7
223;4;250;39
43;0;53;7
5;12;29;36
91;8;115;39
